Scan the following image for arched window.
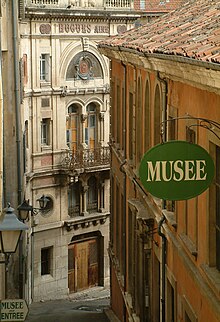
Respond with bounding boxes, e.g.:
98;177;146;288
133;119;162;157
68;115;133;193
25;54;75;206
85;103;97;149
136;77;143;163
144;80;151;152
66;104;79;151
66;51;103;80
87;176;98;213
68;181;80;217
154;84;161;145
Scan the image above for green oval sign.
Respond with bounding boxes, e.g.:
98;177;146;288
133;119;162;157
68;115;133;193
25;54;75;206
139;141;215;200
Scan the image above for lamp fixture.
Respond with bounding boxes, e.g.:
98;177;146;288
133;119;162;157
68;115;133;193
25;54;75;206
0;203;28;254
17;195;50;221
0;203;28;299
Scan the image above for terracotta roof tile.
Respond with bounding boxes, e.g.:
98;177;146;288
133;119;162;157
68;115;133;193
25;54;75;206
100;0;220;65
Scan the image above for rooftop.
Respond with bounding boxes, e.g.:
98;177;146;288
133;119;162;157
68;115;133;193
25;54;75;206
99;0;220;65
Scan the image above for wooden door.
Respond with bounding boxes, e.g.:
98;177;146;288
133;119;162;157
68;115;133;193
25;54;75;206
76;242;88;290
88;239;98;287
68;238;99;293
68;245;76;293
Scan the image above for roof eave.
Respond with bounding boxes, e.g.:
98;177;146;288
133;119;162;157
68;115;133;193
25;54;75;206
98;44;220;72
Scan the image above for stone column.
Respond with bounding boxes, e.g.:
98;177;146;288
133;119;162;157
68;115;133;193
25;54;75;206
81;184;89;216
99;179;105;212
81;114;87;148
99;112;105;144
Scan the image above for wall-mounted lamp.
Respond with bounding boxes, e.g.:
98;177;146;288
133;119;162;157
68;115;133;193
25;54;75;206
0;204;28;254
17;195;50;221
0;203;28;298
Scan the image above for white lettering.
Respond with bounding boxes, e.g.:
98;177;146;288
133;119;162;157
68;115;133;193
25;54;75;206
161;161;173;181
146;160;207;182
185;160;196;181
196;160;207;180
147;161;161;181
173;160;184;181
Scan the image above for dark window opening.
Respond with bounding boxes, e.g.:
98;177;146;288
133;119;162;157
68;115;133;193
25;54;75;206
41;247;52;275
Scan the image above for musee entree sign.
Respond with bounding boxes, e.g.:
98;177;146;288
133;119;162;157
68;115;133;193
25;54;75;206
0;299;28;321
139;141;215;200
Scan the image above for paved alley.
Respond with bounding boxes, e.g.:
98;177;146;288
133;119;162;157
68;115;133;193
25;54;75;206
25;287;119;322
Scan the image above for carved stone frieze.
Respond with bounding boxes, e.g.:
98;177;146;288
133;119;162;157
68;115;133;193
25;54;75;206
65;213;110;231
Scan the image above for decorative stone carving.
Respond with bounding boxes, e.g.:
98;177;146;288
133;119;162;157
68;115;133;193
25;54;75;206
99;112;105;121
39;24;51;34
81;114;88;122
70;0;79;6
70;0;100;7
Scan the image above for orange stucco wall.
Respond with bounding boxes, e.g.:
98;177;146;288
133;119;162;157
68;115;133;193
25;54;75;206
109;57;220;322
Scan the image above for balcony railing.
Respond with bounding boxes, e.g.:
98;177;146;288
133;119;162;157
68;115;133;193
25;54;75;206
28;0;133;9
68;202;98;217
105;0;133;8
31;0;58;4
68;206;80;217
61;146;110;171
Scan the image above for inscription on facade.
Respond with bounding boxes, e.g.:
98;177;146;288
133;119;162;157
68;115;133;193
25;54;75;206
59;23;109;34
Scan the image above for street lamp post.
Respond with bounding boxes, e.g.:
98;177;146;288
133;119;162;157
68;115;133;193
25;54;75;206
0;203;28;298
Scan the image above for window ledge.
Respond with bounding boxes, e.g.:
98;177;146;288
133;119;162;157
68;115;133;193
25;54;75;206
40;81;51;87
41;145;52;151
41;274;54;281
162;209;177;229
179;233;198;258
125;292;133;310
201;264;220;294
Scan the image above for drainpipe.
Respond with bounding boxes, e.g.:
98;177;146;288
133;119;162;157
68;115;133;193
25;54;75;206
156;72;168;322
157;71;167;143
12;0;23;299
0;13;5;301
158;215;166;322
121;61;127;322
0;15;3;209
30;17;35;303
12;0;22;204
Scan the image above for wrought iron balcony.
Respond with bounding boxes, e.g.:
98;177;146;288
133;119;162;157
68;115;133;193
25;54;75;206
68;202;98;217
68;206;80;217
61;146;110;172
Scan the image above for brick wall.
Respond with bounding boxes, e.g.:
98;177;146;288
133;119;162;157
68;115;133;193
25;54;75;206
134;0;186;12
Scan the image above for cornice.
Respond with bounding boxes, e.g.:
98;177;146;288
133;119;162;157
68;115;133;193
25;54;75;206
98;45;220;95
64;212;110;231
24;8;140;22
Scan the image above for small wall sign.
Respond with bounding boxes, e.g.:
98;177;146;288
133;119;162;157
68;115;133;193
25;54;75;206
139;141;215;200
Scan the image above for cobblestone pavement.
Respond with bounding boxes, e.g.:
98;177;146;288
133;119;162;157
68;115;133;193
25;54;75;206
25;287;120;322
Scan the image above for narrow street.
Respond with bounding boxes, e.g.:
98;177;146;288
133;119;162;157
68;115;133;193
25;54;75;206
25;287;113;322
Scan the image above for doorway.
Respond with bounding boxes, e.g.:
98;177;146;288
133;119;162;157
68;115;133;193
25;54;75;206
68;237;100;292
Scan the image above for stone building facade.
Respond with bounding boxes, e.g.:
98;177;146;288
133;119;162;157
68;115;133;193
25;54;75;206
7;0;139;303
0;0;186;304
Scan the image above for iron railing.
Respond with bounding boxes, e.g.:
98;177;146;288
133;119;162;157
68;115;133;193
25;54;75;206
68;206;80;217
61;146;110;171
68;202;98;217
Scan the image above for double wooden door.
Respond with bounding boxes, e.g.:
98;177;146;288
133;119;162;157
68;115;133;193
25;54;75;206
68;238;99;293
